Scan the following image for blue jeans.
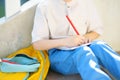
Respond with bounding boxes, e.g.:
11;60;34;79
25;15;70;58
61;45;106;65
48;40;120;80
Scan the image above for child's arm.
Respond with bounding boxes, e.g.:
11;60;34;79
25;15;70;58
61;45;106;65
32;31;100;50
32;35;85;50
32;39;65;50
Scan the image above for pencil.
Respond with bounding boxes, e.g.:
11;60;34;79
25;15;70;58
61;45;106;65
66;15;80;35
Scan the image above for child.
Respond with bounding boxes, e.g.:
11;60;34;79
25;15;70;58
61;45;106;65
32;0;120;80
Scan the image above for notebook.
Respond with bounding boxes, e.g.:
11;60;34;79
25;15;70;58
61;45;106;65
57;42;91;50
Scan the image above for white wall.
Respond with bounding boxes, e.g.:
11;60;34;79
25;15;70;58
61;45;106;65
94;0;120;51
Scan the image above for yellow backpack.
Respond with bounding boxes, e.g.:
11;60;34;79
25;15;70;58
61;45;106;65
0;46;50;80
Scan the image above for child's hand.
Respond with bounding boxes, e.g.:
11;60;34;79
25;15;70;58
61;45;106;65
83;37;92;44
63;35;85;47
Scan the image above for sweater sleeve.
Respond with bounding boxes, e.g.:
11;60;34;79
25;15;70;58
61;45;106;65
31;3;49;43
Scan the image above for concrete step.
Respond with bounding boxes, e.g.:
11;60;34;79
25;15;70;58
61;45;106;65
46;70;81;80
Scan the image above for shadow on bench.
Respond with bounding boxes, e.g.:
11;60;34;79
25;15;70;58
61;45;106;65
46;70;81;80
